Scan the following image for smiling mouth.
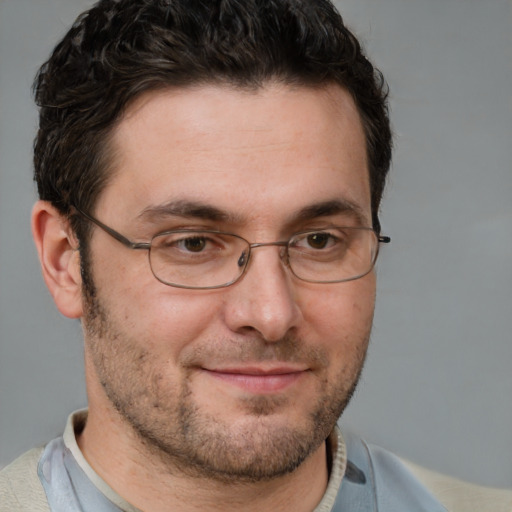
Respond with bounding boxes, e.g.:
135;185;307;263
201;366;309;394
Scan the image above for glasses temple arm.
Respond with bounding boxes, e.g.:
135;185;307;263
72;207;150;250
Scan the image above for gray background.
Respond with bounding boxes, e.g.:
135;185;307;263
1;0;511;488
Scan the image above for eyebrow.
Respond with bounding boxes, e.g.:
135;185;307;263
138;200;243;224
137;198;368;227
294;199;367;225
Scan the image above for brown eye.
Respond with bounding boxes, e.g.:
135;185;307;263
306;233;331;249
183;237;207;252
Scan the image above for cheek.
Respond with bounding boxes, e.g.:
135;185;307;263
300;275;376;353
96;249;224;356
123;289;224;352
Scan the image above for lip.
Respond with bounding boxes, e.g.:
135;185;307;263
202;365;309;394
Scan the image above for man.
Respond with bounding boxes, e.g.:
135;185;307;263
1;0;511;510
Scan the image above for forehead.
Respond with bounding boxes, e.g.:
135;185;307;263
101;83;371;229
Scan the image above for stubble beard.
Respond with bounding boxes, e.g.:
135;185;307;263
81;262;370;483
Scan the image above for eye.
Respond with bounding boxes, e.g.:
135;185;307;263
153;231;240;261
305;232;333;250
292;231;340;251
154;232;219;255
290;229;349;256
180;236;207;252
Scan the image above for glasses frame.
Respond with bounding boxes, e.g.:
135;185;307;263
73;207;391;289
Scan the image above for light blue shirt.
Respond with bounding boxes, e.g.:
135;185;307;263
37;422;447;512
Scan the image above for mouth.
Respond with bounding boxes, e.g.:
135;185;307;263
201;365;309;394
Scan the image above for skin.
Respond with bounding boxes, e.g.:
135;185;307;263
32;83;376;512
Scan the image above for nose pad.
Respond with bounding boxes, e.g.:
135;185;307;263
235;243;292;284
279;245;290;268
239;242;290;271
237;250;248;268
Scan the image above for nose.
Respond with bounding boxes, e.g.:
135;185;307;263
223;244;303;342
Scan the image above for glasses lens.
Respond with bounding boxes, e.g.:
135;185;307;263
149;231;249;289
148;227;379;289
287;227;378;283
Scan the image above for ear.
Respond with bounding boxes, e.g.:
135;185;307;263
32;200;83;319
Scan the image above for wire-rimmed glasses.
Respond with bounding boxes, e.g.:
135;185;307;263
74;207;390;289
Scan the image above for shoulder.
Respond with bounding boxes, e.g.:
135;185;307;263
0;447;50;512
338;430;512;512
401;458;512;512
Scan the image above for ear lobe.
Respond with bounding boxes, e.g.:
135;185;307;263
31;200;83;319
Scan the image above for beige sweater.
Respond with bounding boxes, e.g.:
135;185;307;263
2;438;512;512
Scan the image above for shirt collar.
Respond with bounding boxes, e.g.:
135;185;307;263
64;409;348;512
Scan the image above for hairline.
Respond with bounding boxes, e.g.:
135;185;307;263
88;78;371;218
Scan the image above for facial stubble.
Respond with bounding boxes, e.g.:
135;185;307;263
81;262;370;483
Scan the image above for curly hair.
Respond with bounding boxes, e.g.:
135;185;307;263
33;0;392;237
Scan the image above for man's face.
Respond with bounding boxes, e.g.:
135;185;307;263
82;83;375;481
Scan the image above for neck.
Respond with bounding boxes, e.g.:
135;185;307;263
77;403;329;512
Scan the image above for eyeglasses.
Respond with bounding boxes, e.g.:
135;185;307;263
73;207;390;289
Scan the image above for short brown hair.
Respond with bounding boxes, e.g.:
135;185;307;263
33;0;392;238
